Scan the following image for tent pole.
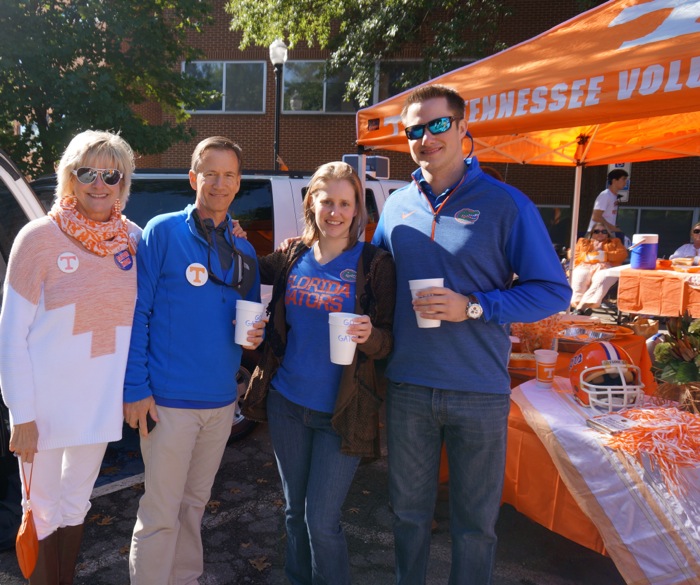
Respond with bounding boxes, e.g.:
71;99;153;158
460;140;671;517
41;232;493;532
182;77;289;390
568;165;583;286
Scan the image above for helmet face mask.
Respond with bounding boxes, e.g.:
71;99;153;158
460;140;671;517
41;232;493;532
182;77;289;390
569;342;644;412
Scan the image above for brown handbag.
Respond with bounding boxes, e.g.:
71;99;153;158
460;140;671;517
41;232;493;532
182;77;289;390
16;460;39;579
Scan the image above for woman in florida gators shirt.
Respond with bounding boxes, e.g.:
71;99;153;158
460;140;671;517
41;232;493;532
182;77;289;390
242;161;395;585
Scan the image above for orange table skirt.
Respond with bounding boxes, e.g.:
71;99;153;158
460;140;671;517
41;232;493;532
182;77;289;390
438;333;654;555
618;268;700;317
503;400;606;554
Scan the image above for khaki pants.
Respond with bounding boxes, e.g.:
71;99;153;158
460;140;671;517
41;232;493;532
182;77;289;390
129;403;235;585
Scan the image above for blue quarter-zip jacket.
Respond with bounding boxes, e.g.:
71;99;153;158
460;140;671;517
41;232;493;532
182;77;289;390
124;204;260;404
372;157;571;394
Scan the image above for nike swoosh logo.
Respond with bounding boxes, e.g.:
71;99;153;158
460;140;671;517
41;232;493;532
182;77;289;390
401;211;416;220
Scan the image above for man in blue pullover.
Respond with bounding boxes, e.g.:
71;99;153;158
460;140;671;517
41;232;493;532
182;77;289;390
372;85;571;585
123;136;263;584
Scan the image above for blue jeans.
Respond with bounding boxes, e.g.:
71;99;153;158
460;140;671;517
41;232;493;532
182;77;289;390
267;388;361;585
386;382;510;585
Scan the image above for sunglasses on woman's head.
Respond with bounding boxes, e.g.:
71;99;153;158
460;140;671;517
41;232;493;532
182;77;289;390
404;116;460;140
592;229;608;234
72;167;123;186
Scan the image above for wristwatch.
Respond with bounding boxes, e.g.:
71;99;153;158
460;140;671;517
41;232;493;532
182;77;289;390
465;294;483;320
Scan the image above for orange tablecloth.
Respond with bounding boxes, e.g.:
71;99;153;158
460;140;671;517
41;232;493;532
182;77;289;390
504;399;607;553
439;333;655;555
618;268;700;317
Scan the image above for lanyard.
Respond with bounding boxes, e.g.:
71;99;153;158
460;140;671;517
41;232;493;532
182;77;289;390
414;172;469;240
193;210;244;289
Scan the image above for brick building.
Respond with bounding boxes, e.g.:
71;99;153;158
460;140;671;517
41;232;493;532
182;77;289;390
137;0;700;255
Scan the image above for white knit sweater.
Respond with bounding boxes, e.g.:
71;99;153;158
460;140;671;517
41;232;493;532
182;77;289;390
0;217;140;451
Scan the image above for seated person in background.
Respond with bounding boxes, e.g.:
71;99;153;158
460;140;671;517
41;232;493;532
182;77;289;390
669;221;700;265
570;223;628;315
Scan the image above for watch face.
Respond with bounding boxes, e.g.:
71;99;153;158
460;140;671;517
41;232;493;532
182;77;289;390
468;304;483;319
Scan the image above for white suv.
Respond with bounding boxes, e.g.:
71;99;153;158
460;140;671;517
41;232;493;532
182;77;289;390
0;150;46;293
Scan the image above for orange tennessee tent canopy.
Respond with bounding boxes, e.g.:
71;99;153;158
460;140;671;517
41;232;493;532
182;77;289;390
356;0;700;252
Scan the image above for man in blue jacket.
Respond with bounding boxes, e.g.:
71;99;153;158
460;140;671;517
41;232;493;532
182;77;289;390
124;136;263;584
372;85;571;585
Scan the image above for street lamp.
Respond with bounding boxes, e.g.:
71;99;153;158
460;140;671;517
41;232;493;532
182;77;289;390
269;39;288;171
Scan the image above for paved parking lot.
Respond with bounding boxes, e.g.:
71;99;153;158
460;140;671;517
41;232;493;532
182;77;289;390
0;416;625;585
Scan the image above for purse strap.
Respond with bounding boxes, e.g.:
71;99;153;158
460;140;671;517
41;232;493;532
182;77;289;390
19;459;33;500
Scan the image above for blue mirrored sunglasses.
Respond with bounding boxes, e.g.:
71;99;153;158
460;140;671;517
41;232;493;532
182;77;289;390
72;167;123;186
404;116;460;140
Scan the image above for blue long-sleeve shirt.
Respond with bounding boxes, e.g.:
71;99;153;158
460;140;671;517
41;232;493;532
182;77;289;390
372;157;571;394
124;204;260;405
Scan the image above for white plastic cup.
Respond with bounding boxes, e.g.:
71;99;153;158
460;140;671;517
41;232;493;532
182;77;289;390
235;300;265;347
328;312;359;365
534;349;558;388
408;278;444;328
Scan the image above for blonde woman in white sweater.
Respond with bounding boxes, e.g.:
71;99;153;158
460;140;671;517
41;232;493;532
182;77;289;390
0;130;140;585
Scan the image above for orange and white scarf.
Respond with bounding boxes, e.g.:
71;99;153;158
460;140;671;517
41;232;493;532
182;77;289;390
48;195;136;256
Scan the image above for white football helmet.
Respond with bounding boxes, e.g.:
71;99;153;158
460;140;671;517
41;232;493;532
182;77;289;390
569;341;644;412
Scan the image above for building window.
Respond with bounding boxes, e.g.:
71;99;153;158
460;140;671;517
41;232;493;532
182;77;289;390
183;61;266;113
283;61;356;114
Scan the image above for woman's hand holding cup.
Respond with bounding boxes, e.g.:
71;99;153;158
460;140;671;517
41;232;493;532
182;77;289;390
346;315;372;345
243;317;267;350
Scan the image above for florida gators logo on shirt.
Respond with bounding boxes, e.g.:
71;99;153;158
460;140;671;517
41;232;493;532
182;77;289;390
454;208;480;225
340;269;357;282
